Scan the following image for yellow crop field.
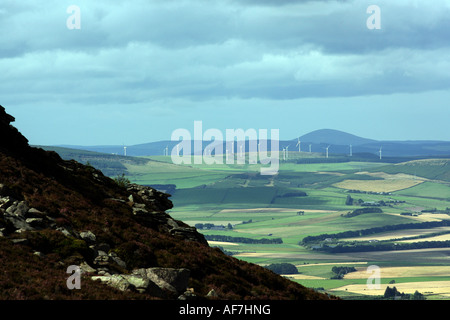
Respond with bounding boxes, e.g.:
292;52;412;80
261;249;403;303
344;266;450;279
333;171;427;192
400;234;450;243
283;274;326;280
331;281;450;297
334;179;423;193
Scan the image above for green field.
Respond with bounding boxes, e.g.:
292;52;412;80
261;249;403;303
125;156;450;299
52;147;450;300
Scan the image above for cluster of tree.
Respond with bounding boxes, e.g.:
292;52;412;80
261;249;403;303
347;190;391;195
345;195;353;206
265;263;298;275
385;200;406;204
195;223;232;230
384;286;425;300
277;191;307;198
302;220;450;244
341;207;383;218
204;234;283;244
361;201;384;207
331;266;356;279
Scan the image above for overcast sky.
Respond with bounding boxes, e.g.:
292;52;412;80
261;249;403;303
2;0;450;145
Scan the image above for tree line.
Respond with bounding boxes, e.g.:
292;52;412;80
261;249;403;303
301;220;450;244
341;207;383;218
384;286;425;300
205;234;283;244
315;240;450;253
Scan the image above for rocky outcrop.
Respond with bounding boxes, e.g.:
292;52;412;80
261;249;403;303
0;188;197;298
0;187;53;235
91;267;192;299
0;106;29;155
126;184;208;245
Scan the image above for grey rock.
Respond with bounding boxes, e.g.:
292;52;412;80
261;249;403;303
207;289;218;298
5;215;34;231
5;201;29;218
27;208;45;218
134;267;190;294
166;218;179;229
57;227;73;237
128;194;134;203
178;290;198;300
11;238;28;245
25;218;45;228
132;207;149;216
91;275;133;292
80;230;96;243
93;253;110;266
0;196;13;209
79;262;96;274
109;252;127;269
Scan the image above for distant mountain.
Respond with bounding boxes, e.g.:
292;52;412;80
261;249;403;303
54;129;450;159
299;129;376;146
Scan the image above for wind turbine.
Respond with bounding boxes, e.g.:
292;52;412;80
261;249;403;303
379;146;382;160
309;144;312;153
282;147;286;161
285;145;289;159
349;144;353;157
123;146;127;156
164;145;169;156
325;145;330;159
296;138;301;152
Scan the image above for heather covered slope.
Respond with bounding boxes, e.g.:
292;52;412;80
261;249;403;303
0;105;332;300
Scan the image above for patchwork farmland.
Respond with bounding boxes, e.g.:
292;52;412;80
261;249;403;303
50;146;450;300
120;155;450;299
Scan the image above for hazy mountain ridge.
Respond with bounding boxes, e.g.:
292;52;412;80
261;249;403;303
53;129;450;158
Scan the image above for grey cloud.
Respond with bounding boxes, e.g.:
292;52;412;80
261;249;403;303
1;0;450;106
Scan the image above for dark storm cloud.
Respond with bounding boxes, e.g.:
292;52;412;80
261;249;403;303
2;0;450;104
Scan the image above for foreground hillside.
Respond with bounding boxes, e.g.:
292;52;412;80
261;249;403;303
0;105;332;300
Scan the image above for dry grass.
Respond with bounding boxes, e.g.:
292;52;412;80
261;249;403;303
331;281;450;297
400;234;450;243
344;266;450;279
333;171;427;192
208;241;239;246
334;179;423;193
283;274;326;280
